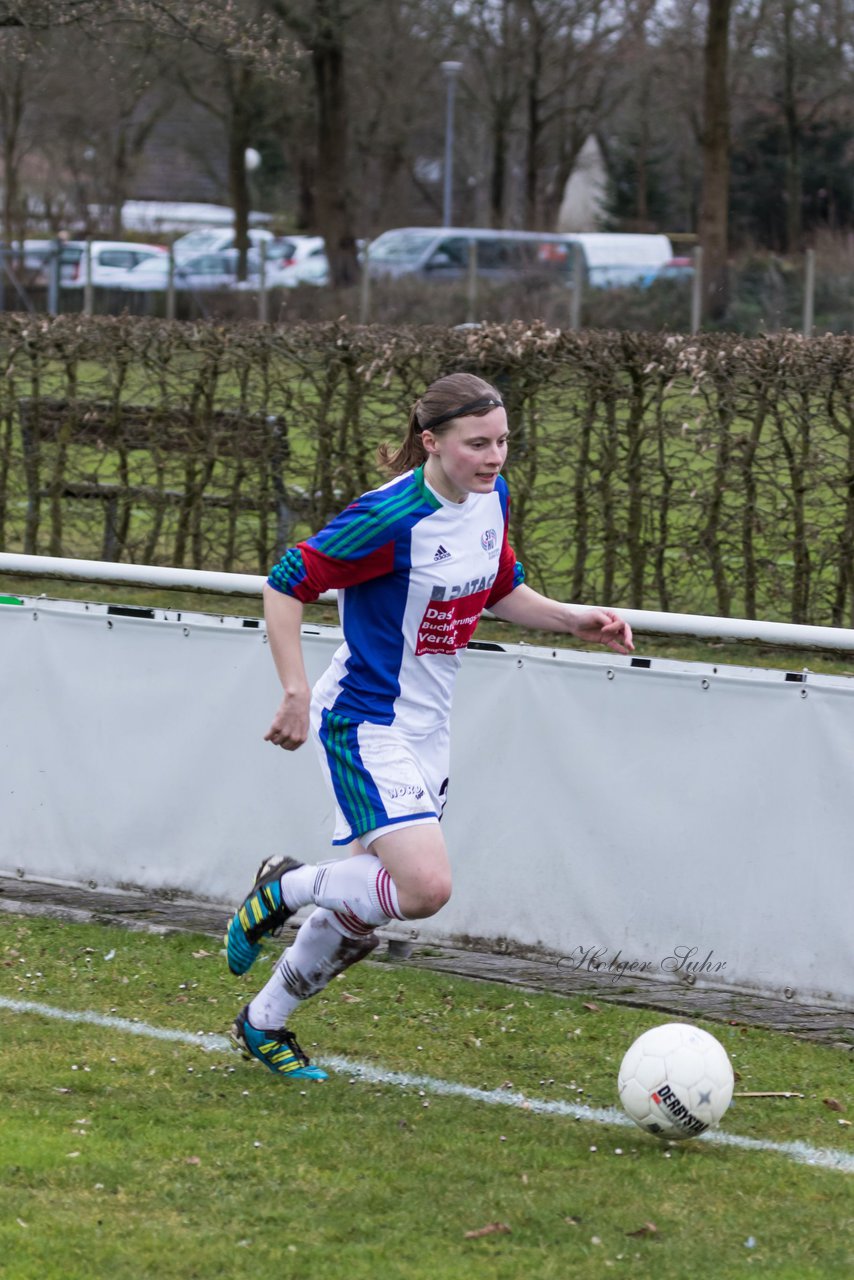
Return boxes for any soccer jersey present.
[267,465,525,734]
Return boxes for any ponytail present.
[377,401,427,474]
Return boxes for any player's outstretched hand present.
[264,689,310,751]
[570,607,634,654]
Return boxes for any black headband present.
[418,395,504,433]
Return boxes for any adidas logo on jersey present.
[433,545,452,562]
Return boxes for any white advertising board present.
[1,595,852,1007]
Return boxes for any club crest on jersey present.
[481,528,497,552]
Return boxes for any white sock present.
[248,908,378,1029]
[281,853,404,931]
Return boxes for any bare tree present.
[458,2,622,231]
[0,29,47,245]
[601,0,669,229]
[697,0,732,321]
[0,1,106,25]
[758,0,854,250]
[268,0,362,285]
[530,1,621,229]
[176,43,268,278]
[39,24,178,235]
[0,0,296,262]
[462,1,525,227]
[0,0,285,64]
[343,0,455,233]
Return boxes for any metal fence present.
[1,237,851,335]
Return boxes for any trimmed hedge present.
[0,314,852,626]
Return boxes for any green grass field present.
[1,916,851,1280]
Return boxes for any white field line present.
[2,995,852,1175]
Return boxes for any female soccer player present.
[225,371,633,1079]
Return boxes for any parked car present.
[169,226,274,260]
[62,240,168,288]
[4,238,168,288]
[366,226,576,284]
[119,246,264,292]
[264,236,329,286]
[236,236,366,288]
[8,239,83,285]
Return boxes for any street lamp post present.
[440,61,463,227]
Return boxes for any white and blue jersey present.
[268,465,524,733]
[267,465,524,843]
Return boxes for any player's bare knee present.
[400,873,452,919]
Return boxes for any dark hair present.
[379,372,503,474]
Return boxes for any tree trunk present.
[296,150,317,231]
[1,63,24,246]
[781,0,802,251]
[490,106,512,227]
[109,128,128,237]
[524,72,540,227]
[227,65,253,281]
[697,0,732,323]
[312,0,358,287]
[486,0,518,229]
[2,133,18,248]
[635,76,651,226]
[522,3,544,228]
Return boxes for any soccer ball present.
[617,1022,734,1140]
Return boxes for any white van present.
[562,233,673,287]
[366,226,672,288]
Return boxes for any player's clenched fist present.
[264,690,309,750]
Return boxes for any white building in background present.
[120,201,272,234]
[558,135,609,232]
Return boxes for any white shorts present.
[311,704,450,847]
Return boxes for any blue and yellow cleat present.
[230,1005,328,1081]
[225,855,302,976]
